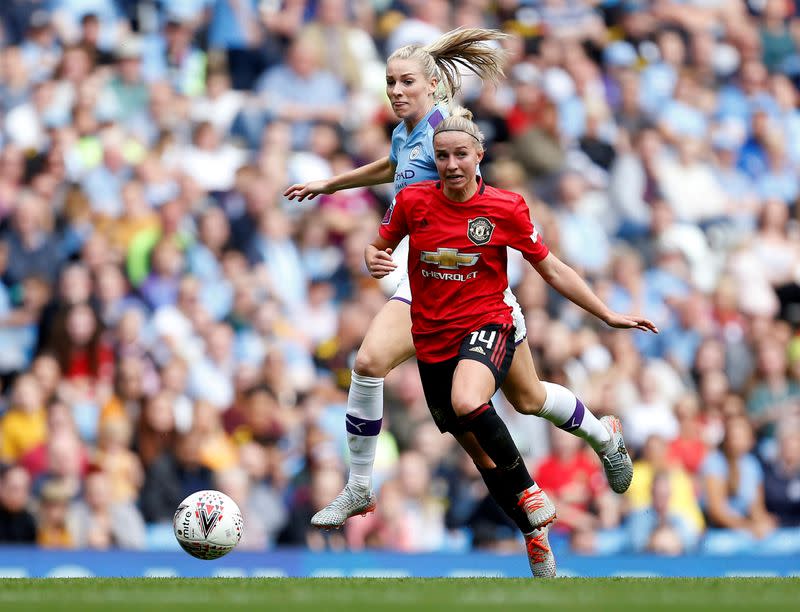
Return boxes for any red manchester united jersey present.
[379,178,549,362]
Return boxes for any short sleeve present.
[744,454,764,486]
[700,451,727,479]
[422,128,436,165]
[506,195,549,264]
[378,192,409,244]
[389,133,399,166]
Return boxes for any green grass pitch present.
[0,578,797,612]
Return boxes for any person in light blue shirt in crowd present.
[256,37,346,150]
[186,207,234,321]
[141,14,207,97]
[48,0,124,51]
[716,59,779,125]
[701,415,777,540]
[639,27,683,116]
[246,208,308,311]
[209,0,286,90]
[657,72,709,146]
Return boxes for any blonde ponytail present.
[388,27,509,108]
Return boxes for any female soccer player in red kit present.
[369,108,658,576]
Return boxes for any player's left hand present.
[366,247,397,279]
[603,312,659,333]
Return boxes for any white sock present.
[539,381,610,452]
[345,371,384,492]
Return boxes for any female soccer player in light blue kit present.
[284,28,633,534]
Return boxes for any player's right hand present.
[367,247,396,279]
[283,180,333,202]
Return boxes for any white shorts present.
[390,276,528,345]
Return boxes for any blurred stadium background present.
[0,0,799,578]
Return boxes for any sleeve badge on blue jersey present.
[382,199,396,225]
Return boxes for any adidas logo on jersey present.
[469,346,486,355]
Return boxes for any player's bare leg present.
[501,341,633,494]
[311,299,415,529]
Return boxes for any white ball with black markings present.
[173,490,243,560]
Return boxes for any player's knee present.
[451,390,480,417]
[353,347,390,378]
[510,380,547,416]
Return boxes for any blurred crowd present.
[1,0,800,558]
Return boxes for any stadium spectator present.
[668,394,709,475]
[627,470,701,554]
[100,35,148,124]
[139,431,213,524]
[534,428,615,535]
[3,192,64,287]
[177,121,246,193]
[746,338,800,440]
[208,0,301,92]
[70,467,146,549]
[36,479,76,549]
[701,415,777,539]
[0,465,37,544]
[627,434,705,536]
[297,0,381,94]
[255,37,347,150]
[94,417,143,505]
[762,423,800,527]
[278,466,347,551]
[0,374,48,464]
[214,465,287,550]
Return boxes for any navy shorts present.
[417,323,516,433]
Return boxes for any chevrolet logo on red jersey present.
[420,248,480,270]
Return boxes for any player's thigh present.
[451,359,498,415]
[451,323,516,416]
[500,339,547,415]
[354,298,416,378]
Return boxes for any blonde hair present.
[388,28,509,107]
[433,106,485,151]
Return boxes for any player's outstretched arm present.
[533,252,659,333]
[284,157,395,201]
[365,236,399,279]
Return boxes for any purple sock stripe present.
[389,296,411,305]
[345,415,383,436]
[558,399,585,432]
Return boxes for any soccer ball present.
[173,490,244,560]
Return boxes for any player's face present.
[433,131,483,191]
[386,59,437,121]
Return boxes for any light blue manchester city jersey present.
[389,106,447,194]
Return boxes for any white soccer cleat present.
[598,415,634,494]
[310,485,376,529]
[517,487,557,530]
[524,525,557,578]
